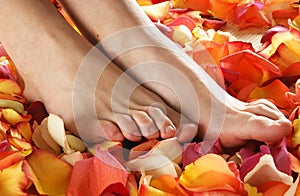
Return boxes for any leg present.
[59,0,291,147]
[0,0,196,143]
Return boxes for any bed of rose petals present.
[1,0,300,195]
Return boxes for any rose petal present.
[16,122,33,142]
[23,149,72,195]
[0,150,29,170]
[89,140,124,163]
[142,1,170,22]
[139,183,174,196]
[283,62,300,77]
[0,161,29,196]
[47,113,73,154]
[248,79,290,108]
[220,50,280,85]
[234,2,271,29]
[243,154,293,187]
[244,183,263,196]
[210,0,237,20]
[2,108,31,125]
[179,154,243,193]
[0,99,24,113]
[26,101,48,124]
[166,15,197,31]
[270,139,291,175]
[0,79,21,95]
[151,137,183,164]
[261,25,289,44]
[61,151,84,166]
[32,121,58,154]
[125,154,178,179]
[128,139,159,161]
[33,117,61,155]
[182,140,223,167]
[67,156,133,196]
[258,181,290,196]
[150,174,189,195]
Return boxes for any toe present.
[246,115,292,143]
[249,99,280,112]
[244,102,284,120]
[115,113,142,142]
[148,107,177,139]
[131,110,159,139]
[99,120,125,142]
[79,120,124,143]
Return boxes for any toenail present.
[166,125,176,133]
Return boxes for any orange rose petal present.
[150,174,189,195]
[67,149,135,195]
[272,9,299,27]
[7,137,32,151]
[0,120,11,133]
[196,41,227,65]
[221,53,263,84]
[269,31,295,55]
[6,57,18,81]
[16,122,33,142]
[179,154,241,193]
[184,0,211,14]
[0,79,22,95]
[248,79,290,108]
[196,41,254,67]
[67,155,133,195]
[136,0,153,6]
[139,183,175,196]
[221,50,280,84]
[210,0,237,20]
[234,2,271,29]
[6,126,32,151]
[290,153,300,173]
[0,161,29,196]
[0,93,26,104]
[244,183,263,196]
[166,15,197,31]
[128,139,159,160]
[292,119,300,147]
[127,175,139,196]
[228,79,258,99]
[89,140,124,163]
[142,1,170,22]
[23,149,72,195]
[259,181,290,196]
[0,150,29,170]
[2,108,31,125]
[277,41,300,66]
[283,62,300,77]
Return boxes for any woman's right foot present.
[0,0,197,143]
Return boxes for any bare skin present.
[59,0,292,147]
[0,0,197,143]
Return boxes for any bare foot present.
[0,0,196,143]
[59,0,292,147]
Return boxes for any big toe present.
[250,117,292,142]
[79,120,124,143]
